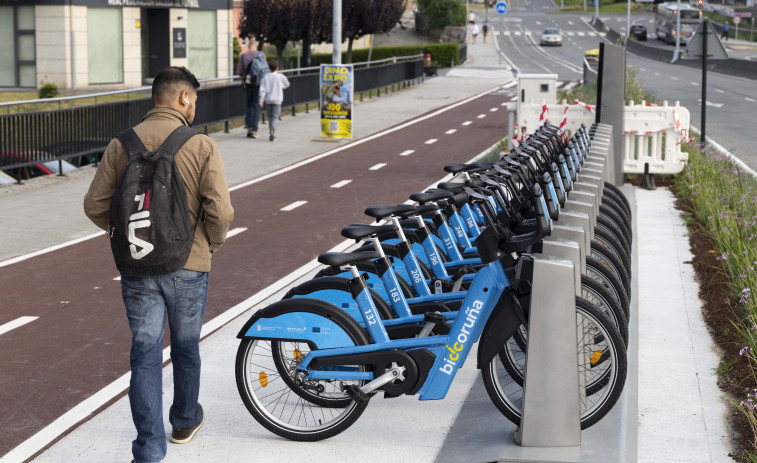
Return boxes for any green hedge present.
[288,43,460,69]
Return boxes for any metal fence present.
[0,58,424,174]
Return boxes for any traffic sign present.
[683,19,728,60]
[495,1,508,14]
[733,16,741,25]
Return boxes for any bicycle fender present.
[282,276,394,320]
[476,293,523,368]
[236,297,370,348]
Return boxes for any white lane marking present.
[536,20,542,25]
[567,32,575,36]
[0,138,502,463]
[671,76,678,80]
[746,97,756,102]
[514,31,522,36]
[587,32,597,36]
[330,179,353,188]
[563,81,578,90]
[369,163,387,170]
[462,121,473,126]
[425,138,438,144]
[0,231,105,268]
[0,316,39,336]
[568,20,575,25]
[490,108,498,112]
[577,31,585,36]
[502,80,518,89]
[280,201,307,211]
[696,99,724,108]
[0,86,502,270]
[114,276,121,281]
[477,114,486,119]
[715,88,725,94]
[445,129,457,135]
[641,67,646,71]
[504,31,512,36]
[226,227,248,238]
[525,31,532,35]
[691,81,699,86]
[654,72,660,76]
[399,149,415,156]
[509,96,517,101]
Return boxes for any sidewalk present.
[0,34,735,463]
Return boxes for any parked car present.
[630,24,648,40]
[540,28,563,46]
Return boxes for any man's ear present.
[180,89,190,106]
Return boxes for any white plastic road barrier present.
[517,99,690,175]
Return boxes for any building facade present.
[0,0,234,90]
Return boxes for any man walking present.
[83,66,234,463]
[721,21,729,41]
[236,39,267,138]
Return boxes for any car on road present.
[630,24,648,41]
[540,27,563,46]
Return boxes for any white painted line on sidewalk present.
[329,179,353,189]
[399,149,415,156]
[425,138,438,145]
[477,114,486,119]
[0,231,106,268]
[445,129,457,135]
[489,108,498,112]
[462,121,472,126]
[746,97,756,102]
[225,227,248,238]
[0,86,502,270]
[369,163,387,170]
[280,201,307,212]
[0,316,39,336]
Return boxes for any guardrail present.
[0,58,424,177]
[517,100,690,174]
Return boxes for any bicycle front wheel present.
[482,297,628,429]
[236,338,368,441]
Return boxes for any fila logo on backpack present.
[110,126,199,276]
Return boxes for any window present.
[88,8,123,84]
[0,5,36,88]
[188,10,217,79]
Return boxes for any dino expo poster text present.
[320,64,353,139]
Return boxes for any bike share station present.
[438,43,648,463]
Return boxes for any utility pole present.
[333,0,342,64]
[673,0,681,62]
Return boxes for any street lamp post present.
[672,0,681,62]
[333,0,342,64]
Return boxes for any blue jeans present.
[121,269,209,463]
[244,85,261,131]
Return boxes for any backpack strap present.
[116,128,148,158]
[155,125,200,162]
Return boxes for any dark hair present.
[152,66,200,101]
[268,59,279,72]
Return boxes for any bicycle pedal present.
[344,384,370,405]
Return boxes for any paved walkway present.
[0,33,735,463]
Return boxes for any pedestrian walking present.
[471,22,480,44]
[721,21,729,41]
[236,40,267,139]
[83,66,234,463]
[258,59,290,142]
[483,22,489,43]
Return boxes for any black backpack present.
[109,126,198,276]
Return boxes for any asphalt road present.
[0,91,509,460]
[489,0,757,167]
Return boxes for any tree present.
[417,0,464,30]
[292,0,333,67]
[239,0,299,68]
[342,0,406,63]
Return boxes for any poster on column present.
[320,64,353,139]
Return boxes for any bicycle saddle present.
[318,251,380,267]
[443,163,476,174]
[409,190,452,204]
[394,203,439,218]
[341,223,398,241]
[364,204,416,220]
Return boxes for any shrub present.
[39,82,58,99]
[303,43,459,67]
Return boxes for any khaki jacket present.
[83,107,234,272]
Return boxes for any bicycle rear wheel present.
[482,297,627,429]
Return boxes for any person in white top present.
[258,59,291,142]
[470,22,480,44]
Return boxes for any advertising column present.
[320,64,354,139]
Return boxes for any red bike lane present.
[0,91,509,459]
